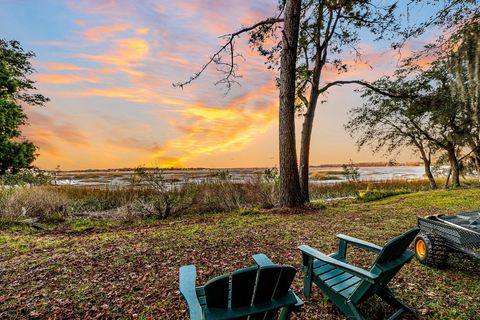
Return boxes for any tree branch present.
[317,80,416,99]
[173,17,284,90]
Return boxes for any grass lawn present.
[1,188,479,319]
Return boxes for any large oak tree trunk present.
[445,168,451,188]
[446,145,461,187]
[423,158,437,190]
[416,143,437,190]
[467,140,480,180]
[279,0,303,208]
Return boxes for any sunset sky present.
[1,0,439,170]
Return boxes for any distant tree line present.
[346,20,480,188]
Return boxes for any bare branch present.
[173,17,284,90]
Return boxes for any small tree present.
[0,40,48,173]
[342,160,360,183]
[346,76,439,189]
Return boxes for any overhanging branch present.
[318,80,417,99]
[173,17,284,90]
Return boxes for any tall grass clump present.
[0,186,69,219]
[129,167,278,217]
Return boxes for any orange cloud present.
[135,27,149,35]
[73,87,160,103]
[78,38,149,67]
[36,74,99,84]
[70,86,189,106]
[22,110,89,159]
[45,63,84,71]
[149,82,278,167]
[80,24,130,41]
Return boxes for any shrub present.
[0,169,52,186]
[342,161,360,183]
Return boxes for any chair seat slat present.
[332,276,361,292]
[318,268,344,282]
[324,271,354,287]
[338,283,360,299]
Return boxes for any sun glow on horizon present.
[1,0,436,170]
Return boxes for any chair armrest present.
[253,253,274,267]
[179,265,203,320]
[298,245,378,283]
[337,234,383,253]
[292,290,304,310]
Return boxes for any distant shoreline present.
[47,162,423,173]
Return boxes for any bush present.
[0,169,52,186]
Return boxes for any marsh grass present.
[0,178,277,220]
[1,177,477,221]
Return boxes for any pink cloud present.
[77,38,149,67]
[80,24,130,41]
[44,63,84,71]
[36,74,99,84]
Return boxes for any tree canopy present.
[347,19,480,188]
[0,39,48,173]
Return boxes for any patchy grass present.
[357,189,411,202]
[0,189,479,319]
[309,178,435,200]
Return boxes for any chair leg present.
[378,287,416,318]
[278,306,292,320]
[346,301,366,320]
[302,256,313,298]
[303,275,312,298]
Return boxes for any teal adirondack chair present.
[179,254,303,320]
[299,228,419,320]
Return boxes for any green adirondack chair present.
[179,254,303,320]
[299,228,419,320]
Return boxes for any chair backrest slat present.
[274,266,296,298]
[231,266,258,308]
[204,274,229,308]
[253,266,282,304]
